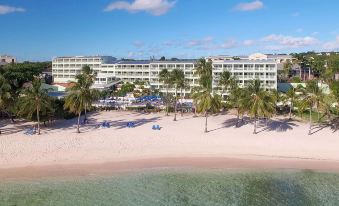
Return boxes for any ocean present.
[1,168,339,206]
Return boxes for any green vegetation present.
[17,77,53,135]
[64,66,99,133]
[0,54,338,135]
[193,58,222,133]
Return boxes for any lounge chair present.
[24,128,36,135]
[152,125,161,130]
[127,122,135,128]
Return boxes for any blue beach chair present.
[127,122,135,128]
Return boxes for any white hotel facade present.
[52,54,280,95]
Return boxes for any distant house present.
[0,55,16,65]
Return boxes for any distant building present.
[0,55,16,65]
[52,55,278,95]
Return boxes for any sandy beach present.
[1,111,339,179]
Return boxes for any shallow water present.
[1,169,339,206]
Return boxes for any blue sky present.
[0,0,339,61]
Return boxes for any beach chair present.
[152,125,161,130]
[24,128,36,135]
[127,122,135,128]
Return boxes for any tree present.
[218,71,234,98]
[283,60,293,79]
[171,69,185,121]
[78,65,97,121]
[246,80,276,134]
[195,58,213,89]
[64,88,86,133]
[0,74,11,116]
[193,58,221,132]
[286,88,298,120]
[229,84,248,127]
[65,67,98,133]
[193,89,222,133]
[17,77,53,135]
[159,69,172,116]
[306,80,324,122]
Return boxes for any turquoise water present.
[1,169,339,206]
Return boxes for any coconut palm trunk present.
[205,111,208,133]
[36,105,40,135]
[317,104,320,122]
[77,112,81,133]
[84,105,87,122]
[173,86,178,121]
[253,115,257,134]
[194,105,197,117]
[236,111,240,127]
[166,85,169,116]
[180,88,184,117]
[308,108,312,135]
[289,102,293,120]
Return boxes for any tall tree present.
[159,69,172,116]
[64,66,98,133]
[0,74,11,115]
[229,84,248,127]
[286,88,298,120]
[64,87,86,133]
[218,70,234,98]
[306,80,324,122]
[171,69,185,121]
[193,58,221,132]
[246,80,276,134]
[18,77,52,135]
[78,65,97,121]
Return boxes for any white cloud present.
[262,34,319,49]
[104,0,176,16]
[219,39,237,49]
[243,39,256,46]
[187,37,214,47]
[323,36,339,50]
[234,0,263,11]
[0,5,25,15]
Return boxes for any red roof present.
[52,82,75,88]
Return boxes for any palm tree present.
[301,93,316,135]
[18,77,52,135]
[218,71,234,98]
[193,58,222,132]
[64,88,86,133]
[171,69,185,121]
[193,89,222,133]
[79,65,97,121]
[229,84,248,127]
[306,80,324,122]
[64,67,98,133]
[159,69,172,116]
[246,80,276,134]
[0,74,11,114]
[195,58,213,88]
[286,87,298,120]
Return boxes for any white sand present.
[0,111,338,170]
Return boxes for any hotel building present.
[52,55,278,95]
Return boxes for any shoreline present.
[2,156,339,181]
